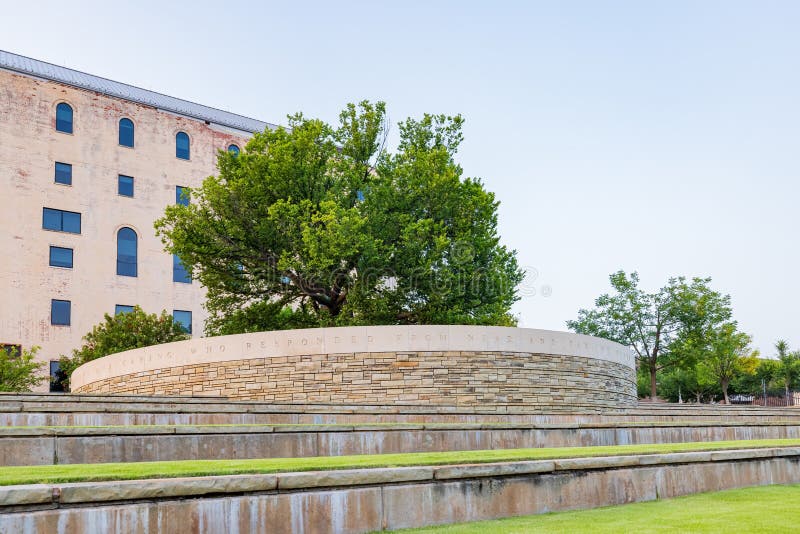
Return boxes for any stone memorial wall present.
[71,326,637,410]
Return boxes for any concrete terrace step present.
[2,446,800,533]
[4,421,800,466]
[2,393,800,428]
[4,445,799,506]
[6,419,800,436]
[3,392,797,412]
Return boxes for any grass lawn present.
[398,484,800,533]
[0,439,799,486]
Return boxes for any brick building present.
[0,50,276,390]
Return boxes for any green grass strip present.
[1,439,799,486]
[398,484,800,533]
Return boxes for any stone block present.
[434,460,556,479]
[278,466,434,490]
[58,474,279,503]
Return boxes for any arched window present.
[56,103,73,133]
[228,144,240,156]
[119,118,134,147]
[116,227,137,277]
[176,132,190,160]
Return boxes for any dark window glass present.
[228,144,240,156]
[42,208,61,230]
[119,118,134,147]
[55,162,72,185]
[115,305,134,315]
[116,227,137,277]
[176,186,190,206]
[176,132,190,160]
[42,208,81,234]
[51,299,71,326]
[62,211,81,233]
[118,175,134,197]
[49,361,66,392]
[173,254,191,283]
[56,103,73,133]
[49,246,73,268]
[173,310,192,334]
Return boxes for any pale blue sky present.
[5,1,799,356]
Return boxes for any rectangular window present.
[50,361,65,392]
[115,305,134,315]
[176,186,190,206]
[173,254,191,283]
[54,162,72,185]
[51,299,71,326]
[173,310,192,334]
[49,246,73,268]
[118,175,134,197]
[42,208,81,234]
[1,344,21,358]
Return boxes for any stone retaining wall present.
[70,326,636,410]
[5,393,800,426]
[75,351,636,409]
[4,422,800,466]
[2,447,799,533]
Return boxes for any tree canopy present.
[567,271,732,400]
[155,101,523,334]
[696,323,758,404]
[59,307,189,388]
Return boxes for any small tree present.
[699,323,758,404]
[756,358,782,395]
[0,346,45,392]
[60,307,189,388]
[659,364,716,403]
[775,340,800,401]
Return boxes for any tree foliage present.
[0,346,45,392]
[567,271,732,400]
[696,323,758,404]
[774,340,800,399]
[59,307,189,388]
[657,364,717,403]
[155,102,523,334]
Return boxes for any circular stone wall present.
[71,326,637,410]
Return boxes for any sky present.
[4,0,799,356]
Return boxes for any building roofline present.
[0,49,279,134]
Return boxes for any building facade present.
[0,50,275,390]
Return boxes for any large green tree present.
[59,307,189,388]
[567,271,732,400]
[155,102,523,334]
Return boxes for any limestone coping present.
[2,447,799,507]
[71,325,633,390]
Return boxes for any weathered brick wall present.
[75,351,637,410]
[0,69,253,385]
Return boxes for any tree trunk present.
[650,363,658,400]
[722,379,729,404]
